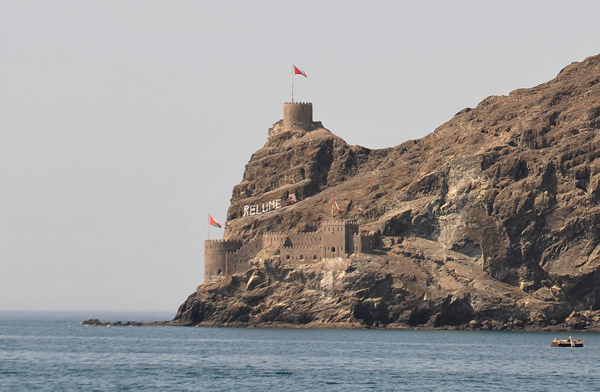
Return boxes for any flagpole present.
[291,67,294,103]
[207,213,210,240]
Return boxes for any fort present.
[204,220,373,279]
[206,101,373,279]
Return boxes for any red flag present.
[332,198,341,213]
[208,215,222,228]
[293,65,307,77]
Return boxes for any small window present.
[300,255,304,260]
[286,255,290,260]
[331,247,335,252]
[313,255,317,260]
[217,269,222,275]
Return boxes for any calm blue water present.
[1,311,599,391]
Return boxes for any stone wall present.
[226,237,264,274]
[352,233,373,253]
[262,233,289,247]
[288,233,322,246]
[281,245,322,264]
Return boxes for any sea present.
[1,311,599,391]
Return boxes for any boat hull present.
[551,339,583,347]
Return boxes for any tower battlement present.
[204,239,243,252]
[283,102,313,131]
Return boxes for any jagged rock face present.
[224,121,388,238]
[172,242,577,330]
[178,54,600,329]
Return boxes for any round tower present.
[204,240,242,279]
[283,102,312,131]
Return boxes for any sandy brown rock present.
[175,53,600,330]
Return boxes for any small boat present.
[551,336,583,347]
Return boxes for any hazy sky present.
[2,0,600,314]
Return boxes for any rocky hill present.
[172,54,600,330]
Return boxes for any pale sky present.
[1,0,599,313]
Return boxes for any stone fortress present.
[205,220,373,279]
[204,102,373,279]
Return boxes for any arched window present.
[286,255,290,260]
[313,255,317,260]
[300,255,304,260]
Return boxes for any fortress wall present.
[262,233,289,247]
[227,237,263,257]
[351,234,372,253]
[281,246,322,264]
[362,235,374,252]
[287,233,322,246]
[226,258,252,275]
[283,102,312,131]
[225,237,264,275]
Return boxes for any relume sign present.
[243,199,282,217]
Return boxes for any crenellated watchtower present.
[204,240,242,278]
[283,102,312,131]
[321,220,360,259]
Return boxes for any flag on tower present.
[293,65,307,77]
[208,215,222,228]
[332,197,341,213]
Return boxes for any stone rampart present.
[352,233,373,253]
[226,237,264,273]
[287,233,322,246]
[262,233,289,247]
[281,245,322,264]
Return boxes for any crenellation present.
[281,245,321,250]
[283,102,313,131]
[204,220,371,279]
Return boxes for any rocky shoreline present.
[81,319,167,327]
[164,253,600,332]
[81,318,600,332]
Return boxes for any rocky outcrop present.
[175,54,600,330]
[81,319,166,327]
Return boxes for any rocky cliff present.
[173,54,600,330]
